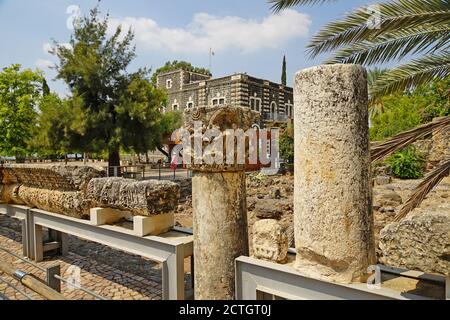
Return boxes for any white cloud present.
[36,58,54,70]
[42,42,72,55]
[109,9,311,54]
[43,42,53,54]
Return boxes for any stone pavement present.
[0,215,166,300]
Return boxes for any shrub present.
[386,147,426,179]
[279,124,294,163]
[249,172,268,183]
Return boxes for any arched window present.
[166,79,173,89]
[270,102,278,119]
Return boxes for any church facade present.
[156,69,294,127]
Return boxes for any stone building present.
[156,69,294,127]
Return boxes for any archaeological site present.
[1,63,448,302]
[1,0,449,309]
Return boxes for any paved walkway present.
[0,215,163,300]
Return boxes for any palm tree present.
[269,0,450,219]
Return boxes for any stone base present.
[90,207,174,236]
[133,214,174,237]
[90,207,131,225]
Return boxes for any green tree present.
[281,55,287,86]
[151,60,211,86]
[30,93,84,159]
[156,110,183,159]
[370,76,449,141]
[0,64,42,161]
[53,6,166,167]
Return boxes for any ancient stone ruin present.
[293,64,376,284]
[0,164,180,223]
[86,178,180,216]
[184,104,259,300]
[252,219,288,263]
[379,207,450,276]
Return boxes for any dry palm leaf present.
[371,116,450,162]
[371,116,450,221]
[394,158,450,221]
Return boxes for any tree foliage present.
[52,6,166,166]
[0,64,42,159]
[370,76,449,141]
[151,60,211,86]
[281,55,287,86]
[279,124,294,163]
[30,93,84,158]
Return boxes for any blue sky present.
[0,0,369,95]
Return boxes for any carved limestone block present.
[181,105,260,173]
[252,219,288,263]
[85,177,180,216]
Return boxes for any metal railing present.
[106,164,192,181]
[0,246,107,300]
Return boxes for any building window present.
[166,79,173,89]
[212,97,225,106]
[250,97,262,113]
[270,102,278,118]
[186,101,194,109]
[285,100,293,118]
[173,104,179,111]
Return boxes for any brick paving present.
[0,215,167,300]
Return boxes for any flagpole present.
[209,48,212,71]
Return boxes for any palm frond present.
[394,158,450,221]
[326,25,450,65]
[268,0,337,12]
[370,116,450,162]
[368,68,388,116]
[369,50,450,101]
[306,0,450,58]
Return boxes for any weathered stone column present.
[184,106,257,300]
[192,171,248,299]
[293,64,376,283]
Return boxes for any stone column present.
[192,171,248,299]
[293,64,376,283]
[184,106,258,300]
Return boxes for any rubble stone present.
[379,208,450,276]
